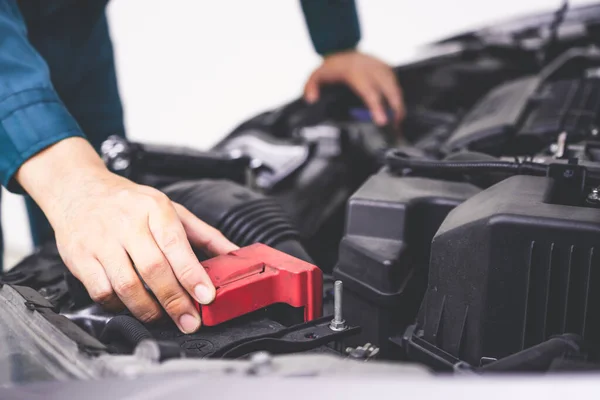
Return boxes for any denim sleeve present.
[0,1,85,193]
[300,0,361,56]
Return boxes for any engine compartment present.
[4,2,600,385]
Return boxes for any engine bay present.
[4,2,600,387]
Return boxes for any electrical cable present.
[385,149,548,177]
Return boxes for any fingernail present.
[179,313,201,333]
[195,284,215,305]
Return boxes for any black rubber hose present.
[100,315,153,347]
[162,180,314,264]
[479,334,583,373]
[274,240,313,265]
[385,149,548,177]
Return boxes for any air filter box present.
[409,175,600,368]
[333,170,480,357]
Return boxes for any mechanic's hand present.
[17,137,238,334]
[304,50,405,127]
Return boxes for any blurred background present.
[1,0,594,267]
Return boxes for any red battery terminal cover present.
[195,243,323,326]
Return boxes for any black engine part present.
[333,169,480,357]
[100,315,153,349]
[445,48,600,155]
[409,175,600,367]
[101,135,251,188]
[479,333,583,373]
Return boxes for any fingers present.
[351,76,387,126]
[373,68,405,126]
[98,243,163,323]
[68,256,124,312]
[125,227,201,333]
[173,202,238,256]
[148,196,217,308]
[303,70,321,104]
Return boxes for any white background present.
[1,0,594,268]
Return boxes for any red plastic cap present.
[195,243,323,326]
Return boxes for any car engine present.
[3,1,600,388]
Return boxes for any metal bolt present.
[329,280,347,331]
[368,346,380,358]
[345,343,380,360]
[100,137,125,157]
[589,187,600,203]
[112,156,130,171]
[250,351,272,367]
[247,351,273,375]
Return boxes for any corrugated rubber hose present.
[100,315,153,347]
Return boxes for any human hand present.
[304,50,405,127]
[17,137,238,333]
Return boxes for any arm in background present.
[300,0,361,56]
[299,0,405,127]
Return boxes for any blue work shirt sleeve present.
[0,1,85,193]
[300,0,361,56]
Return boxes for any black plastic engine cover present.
[333,170,480,357]
[414,175,600,366]
[445,76,540,153]
[517,77,600,151]
[445,51,600,156]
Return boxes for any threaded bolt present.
[329,280,347,331]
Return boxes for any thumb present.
[172,202,239,256]
[304,71,321,104]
